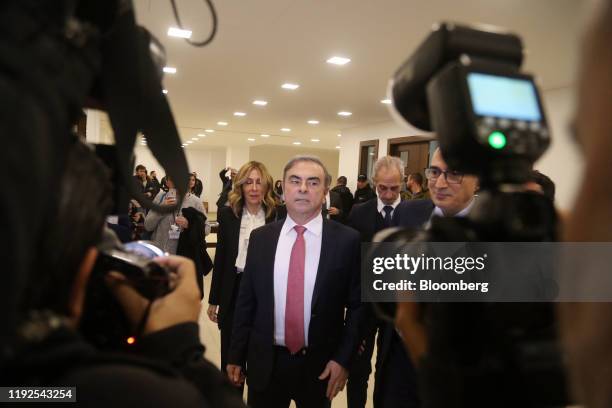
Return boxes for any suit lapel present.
[265,221,284,314]
[311,220,336,311]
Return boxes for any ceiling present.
[127,0,587,150]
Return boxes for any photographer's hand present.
[105,255,201,335]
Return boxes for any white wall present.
[338,87,581,211]
[338,121,433,192]
[536,86,582,211]
[250,145,339,184]
[133,146,226,209]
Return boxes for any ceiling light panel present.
[326,56,351,65]
[163,66,177,74]
[281,83,300,90]
[167,27,192,39]
[253,100,268,106]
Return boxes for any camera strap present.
[99,8,189,215]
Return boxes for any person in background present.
[134,164,156,201]
[331,176,354,216]
[149,170,161,198]
[354,174,376,204]
[401,172,430,201]
[145,176,211,297]
[347,156,409,408]
[192,172,204,198]
[217,166,238,211]
[207,161,277,397]
[274,180,284,204]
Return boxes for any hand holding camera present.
[105,255,201,335]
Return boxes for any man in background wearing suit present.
[227,156,363,408]
[346,156,408,408]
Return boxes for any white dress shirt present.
[431,197,476,219]
[235,207,266,272]
[273,213,323,347]
[376,196,401,218]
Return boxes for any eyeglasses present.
[425,167,464,184]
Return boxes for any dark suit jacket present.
[177,207,213,299]
[228,218,363,391]
[347,198,403,242]
[208,205,276,327]
[374,199,434,399]
[325,190,346,223]
[394,198,435,231]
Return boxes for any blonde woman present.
[207,161,277,386]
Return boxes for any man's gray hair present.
[373,155,404,184]
[283,155,332,187]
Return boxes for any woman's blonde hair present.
[229,161,276,218]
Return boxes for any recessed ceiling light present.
[247,138,256,142]
[186,141,193,144]
[197,133,205,137]
[191,137,198,141]
[281,128,291,132]
[163,66,177,74]
[336,146,341,149]
[205,129,215,133]
[217,121,228,126]
[326,56,351,65]
[281,83,300,90]
[234,112,246,117]
[260,134,270,138]
[380,99,392,104]
[311,139,320,142]
[167,27,192,39]
[337,133,342,137]
[293,142,302,145]
[253,100,268,106]
[162,89,168,94]
[307,120,319,125]
[338,111,352,116]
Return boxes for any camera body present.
[80,241,174,349]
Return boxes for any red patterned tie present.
[285,225,306,354]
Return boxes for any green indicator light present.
[488,131,507,149]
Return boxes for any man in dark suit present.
[346,156,409,408]
[228,156,363,408]
[377,148,479,408]
[331,176,355,216]
[354,174,376,204]
[323,188,346,223]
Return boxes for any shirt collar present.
[243,206,265,219]
[432,197,476,218]
[282,213,323,237]
[377,195,401,213]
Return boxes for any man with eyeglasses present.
[425,148,479,218]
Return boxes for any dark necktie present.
[383,205,394,227]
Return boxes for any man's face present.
[407,176,414,190]
[150,171,156,179]
[283,161,327,221]
[375,166,402,205]
[428,149,478,216]
[136,168,146,179]
[357,180,367,189]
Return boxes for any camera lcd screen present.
[467,73,542,121]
